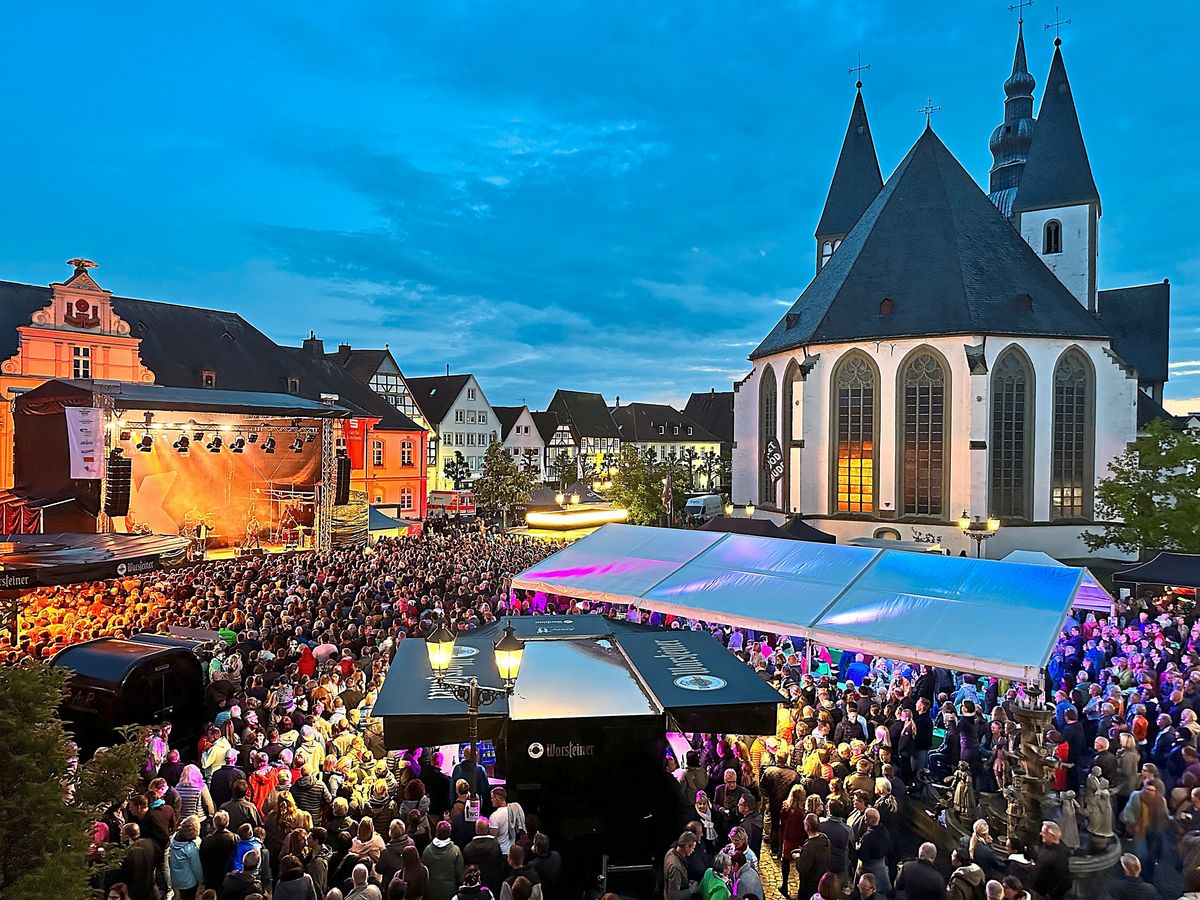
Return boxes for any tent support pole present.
[805,639,813,674]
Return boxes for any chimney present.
[302,330,325,357]
[615,395,620,408]
[337,342,351,354]
[446,363,450,376]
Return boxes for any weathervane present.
[848,52,871,89]
[917,97,942,127]
[1008,0,1033,23]
[1044,4,1071,43]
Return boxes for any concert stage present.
[13,379,350,551]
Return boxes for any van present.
[683,494,723,523]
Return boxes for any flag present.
[661,469,672,511]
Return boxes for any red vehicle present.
[427,490,476,517]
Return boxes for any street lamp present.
[724,502,734,517]
[554,491,565,508]
[959,510,1001,558]
[745,501,756,519]
[425,621,526,801]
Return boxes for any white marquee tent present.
[511,524,1092,682]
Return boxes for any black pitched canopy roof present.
[1098,282,1171,384]
[815,89,884,239]
[1012,43,1100,214]
[753,128,1110,359]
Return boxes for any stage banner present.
[344,418,366,470]
[64,406,104,479]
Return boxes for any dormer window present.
[1043,219,1062,255]
[287,377,300,394]
[201,370,217,388]
[659,425,665,435]
[820,240,834,269]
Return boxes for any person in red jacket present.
[778,784,808,898]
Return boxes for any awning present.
[780,517,837,544]
[374,615,783,747]
[700,516,795,540]
[0,532,191,590]
[369,507,404,532]
[1114,552,1200,590]
[1002,550,1115,612]
[511,524,1089,682]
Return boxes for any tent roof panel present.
[508,638,658,720]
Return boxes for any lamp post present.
[958,510,1001,558]
[724,501,734,517]
[745,501,756,519]
[425,622,525,802]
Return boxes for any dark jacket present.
[119,837,160,900]
[1108,874,1161,900]
[528,849,562,900]
[200,828,238,890]
[306,844,333,897]
[210,765,246,807]
[1031,842,1071,900]
[818,817,852,875]
[894,858,946,900]
[378,837,414,887]
[219,869,263,900]
[794,831,831,899]
[219,798,260,834]
[291,775,333,819]
[463,835,504,895]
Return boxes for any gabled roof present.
[1098,282,1171,384]
[327,347,391,383]
[405,374,473,426]
[530,410,560,444]
[683,390,734,444]
[278,348,422,432]
[491,405,527,441]
[1012,42,1100,214]
[547,390,621,439]
[610,403,720,444]
[753,128,1110,359]
[816,89,884,238]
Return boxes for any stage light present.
[193,431,204,442]
[220,424,232,432]
[305,432,316,443]
[290,438,304,453]
[137,434,153,452]
[248,433,259,443]
[119,430,132,442]
[230,437,246,453]
[206,435,223,452]
[261,436,276,454]
[173,435,190,453]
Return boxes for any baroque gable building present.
[732,30,1170,561]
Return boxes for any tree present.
[548,452,575,490]
[698,449,722,491]
[1083,419,1200,555]
[680,447,698,490]
[0,661,146,900]
[607,446,691,526]
[519,448,540,478]
[475,441,535,529]
[442,450,471,490]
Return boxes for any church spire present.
[987,20,1036,219]
[815,85,883,273]
[1012,38,1100,216]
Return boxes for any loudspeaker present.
[104,450,132,517]
[334,452,351,505]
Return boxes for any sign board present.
[762,437,785,484]
[65,406,103,479]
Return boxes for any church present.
[731,26,1170,561]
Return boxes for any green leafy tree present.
[442,450,471,489]
[608,446,691,525]
[0,661,146,900]
[1083,418,1200,555]
[475,441,535,529]
[698,449,722,491]
[548,452,575,490]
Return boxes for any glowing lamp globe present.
[958,510,972,532]
[724,502,734,517]
[493,623,525,687]
[987,516,1001,532]
[424,623,457,676]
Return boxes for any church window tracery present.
[990,348,1033,518]
[759,366,777,505]
[1051,349,1093,519]
[899,351,947,517]
[1043,219,1062,254]
[832,353,876,513]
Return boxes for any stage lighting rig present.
[230,437,246,453]
[206,435,223,452]
[137,434,153,452]
[289,437,304,453]
[261,436,276,454]
[173,434,190,453]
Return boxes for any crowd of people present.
[7,519,1200,900]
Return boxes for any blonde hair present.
[968,818,988,858]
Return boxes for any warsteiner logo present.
[674,674,728,692]
[527,742,545,759]
[527,741,593,760]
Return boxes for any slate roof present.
[1012,43,1100,214]
[530,411,560,445]
[547,390,621,440]
[752,128,1111,359]
[327,346,391,383]
[1098,282,1171,384]
[0,280,423,432]
[816,89,884,238]
[405,375,472,427]
[683,390,734,444]
[492,405,526,441]
[611,403,720,444]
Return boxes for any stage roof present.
[511,524,1090,681]
[374,614,782,747]
[1001,550,1114,612]
[1114,552,1200,590]
[0,532,190,589]
[19,379,348,418]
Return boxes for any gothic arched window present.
[899,351,947,517]
[758,365,778,505]
[990,348,1033,519]
[1043,219,1062,255]
[1051,349,1094,519]
[832,353,877,513]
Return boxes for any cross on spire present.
[1008,0,1033,23]
[1044,4,1071,43]
[848,52,871,89]
[917,97,943,127]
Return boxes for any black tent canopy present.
[1114,552,1200,589]
[780,516,837,543]
[0,532,190,590]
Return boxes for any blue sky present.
[0,2,1196,410]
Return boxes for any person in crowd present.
[169,816,205,900]
[462,819,504,897]
[663,831,698,900]
[1030,821,1070,900]
[893,841,945,900]
[790,813,829,900]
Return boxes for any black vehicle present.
[52,637,207,755]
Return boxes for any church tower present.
[814,84,882,274]
[988,20,1036,219]
[1012,38,1101,311]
